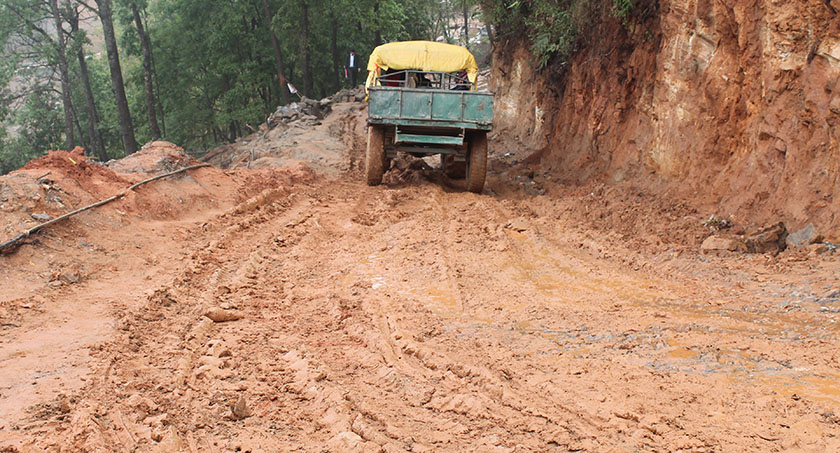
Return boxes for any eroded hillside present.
[492,0,840,237]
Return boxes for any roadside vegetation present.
[480,0,638,68]
[0,0,488,173]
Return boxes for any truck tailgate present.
[369,87,493,129]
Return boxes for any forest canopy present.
[0,0,488,173]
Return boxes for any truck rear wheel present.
[465,132,487,193]
[440,154,466,179]
[365,125,386,186]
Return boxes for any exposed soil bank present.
[491,0,840,238]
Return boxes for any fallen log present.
[0,163,212,254]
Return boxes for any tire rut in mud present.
[26,179,840,452]
[55,182,612,450]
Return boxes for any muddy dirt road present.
[2,105,840,451]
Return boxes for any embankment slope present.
[492,0,840,237]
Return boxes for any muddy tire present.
[365,125,386,186]
[440,154,466,179]
[465,132,487,193]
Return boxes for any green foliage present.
[148,0,276,149]
[481,0,590,69]
[526,1,580,69]
[0,0,66,172]
[0,87,64,174]
[146,0,443,152]
[611,0,632,24]
[701,215,732,231]
[481,0,633,70]
[0,0,472,172]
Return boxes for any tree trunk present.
[228,121,238,143]
[261,0,289,104]
[96,0,138,154]
[300,0,312,98]
[441,10,449,42]
[316,80,325,99]
[142,8,166,137]
[69,100,86,150]
[131,2,161,139]
[50,0,75,150]
[330,13,340,93]
[77,48,107,161]
[374,1,382,45]
[462,2,469,50]
[69,5,106,161]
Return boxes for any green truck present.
[363,42,494,193]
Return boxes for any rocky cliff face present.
[492,0,840,236]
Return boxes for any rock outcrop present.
[491,0,840,238]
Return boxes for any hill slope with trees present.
[0,0,481,172]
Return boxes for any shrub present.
[480,0,634,69]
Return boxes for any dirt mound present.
[1,141,318,252]
[550,182,708,252]
[201,86,368,172]
[228,162,318,200]
[202,102,367,174]
[2,148,129,242]
[382,155,436,186]
[330,85,366,103]
[3,143,208,234]
[267,97,333,129]
[107,141,198,174]
[21,147,128,188]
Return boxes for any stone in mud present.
[204,307,243,322]
[195,363,232,380]
[207,339,232,357]
[807,243,829,256]
[55,395,72,414]
[31,212,51,221]
[821,289,840,300]
[231,396,251,420]
[744,222,787,254]
[58,265,81,284]
[505,217,530,232]
[186,318,215,350]
[786,223,822,248]
[126,393,157,415]
[700,235,742,252]
[144,413,168,429]
[198,355,225,368]
[326,431,366,451]
[153,426,183,452]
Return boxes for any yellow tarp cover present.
[365,41,479,90]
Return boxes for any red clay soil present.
[1,106,839,451]
[108,141,200,175]
[490,0,840,239]
[22,147,129,188]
